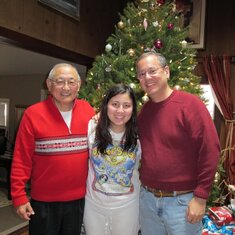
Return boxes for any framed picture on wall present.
[38,0,80,21]
[0,99,9,129]
[187,0,206,49]
[176,0,206,49]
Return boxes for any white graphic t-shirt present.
[86,119,141,208]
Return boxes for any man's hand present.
[92,112,100,123]
[16,202,35,221]
[186,197,206,224]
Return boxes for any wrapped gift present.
[208,206,233,227]
[203,215,220,233]
[202,215,234,235]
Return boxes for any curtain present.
[203,55,235,184]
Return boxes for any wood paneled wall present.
[0,0,125,59]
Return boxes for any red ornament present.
[154,39,163,49]
[167,23,174,30]
[156,0,165,5]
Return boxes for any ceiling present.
[0,41,86,77]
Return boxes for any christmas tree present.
[79,0,201,110]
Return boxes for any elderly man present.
[11,63,95,235]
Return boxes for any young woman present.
[84,84,141,235]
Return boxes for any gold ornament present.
[158,24,162,31]
[139,44,145,51]
[189,58,194,64]
[174,85,181,90]
[149,2,155,10]
[127,48,135,57]
[117,21,124,29]
[172,3,176,12]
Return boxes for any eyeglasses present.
[137,67,164,80]
[50,79,79,87]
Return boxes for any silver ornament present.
[142,94,149,103]
[129,83,136,89]
[105,65,112,72]
[105,43,112,52]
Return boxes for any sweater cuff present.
[12,195,29,207]
[193,188,209,200]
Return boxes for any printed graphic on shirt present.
[35,135,88,155]
[91,142,137,195]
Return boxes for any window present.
[200,84,215,119]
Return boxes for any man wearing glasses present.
[136,52,220,235]
[11,63,95,235]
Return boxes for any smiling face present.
[46,64,81,111]
[137,55,172,102]
[107,92,133,133]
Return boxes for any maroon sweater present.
[138,90,220,199]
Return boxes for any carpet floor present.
[0,189,28,235]
[0,188,11,208]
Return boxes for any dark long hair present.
[95,84,138,154]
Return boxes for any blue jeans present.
[140,187,202,235]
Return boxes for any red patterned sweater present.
[11,96,95,207]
